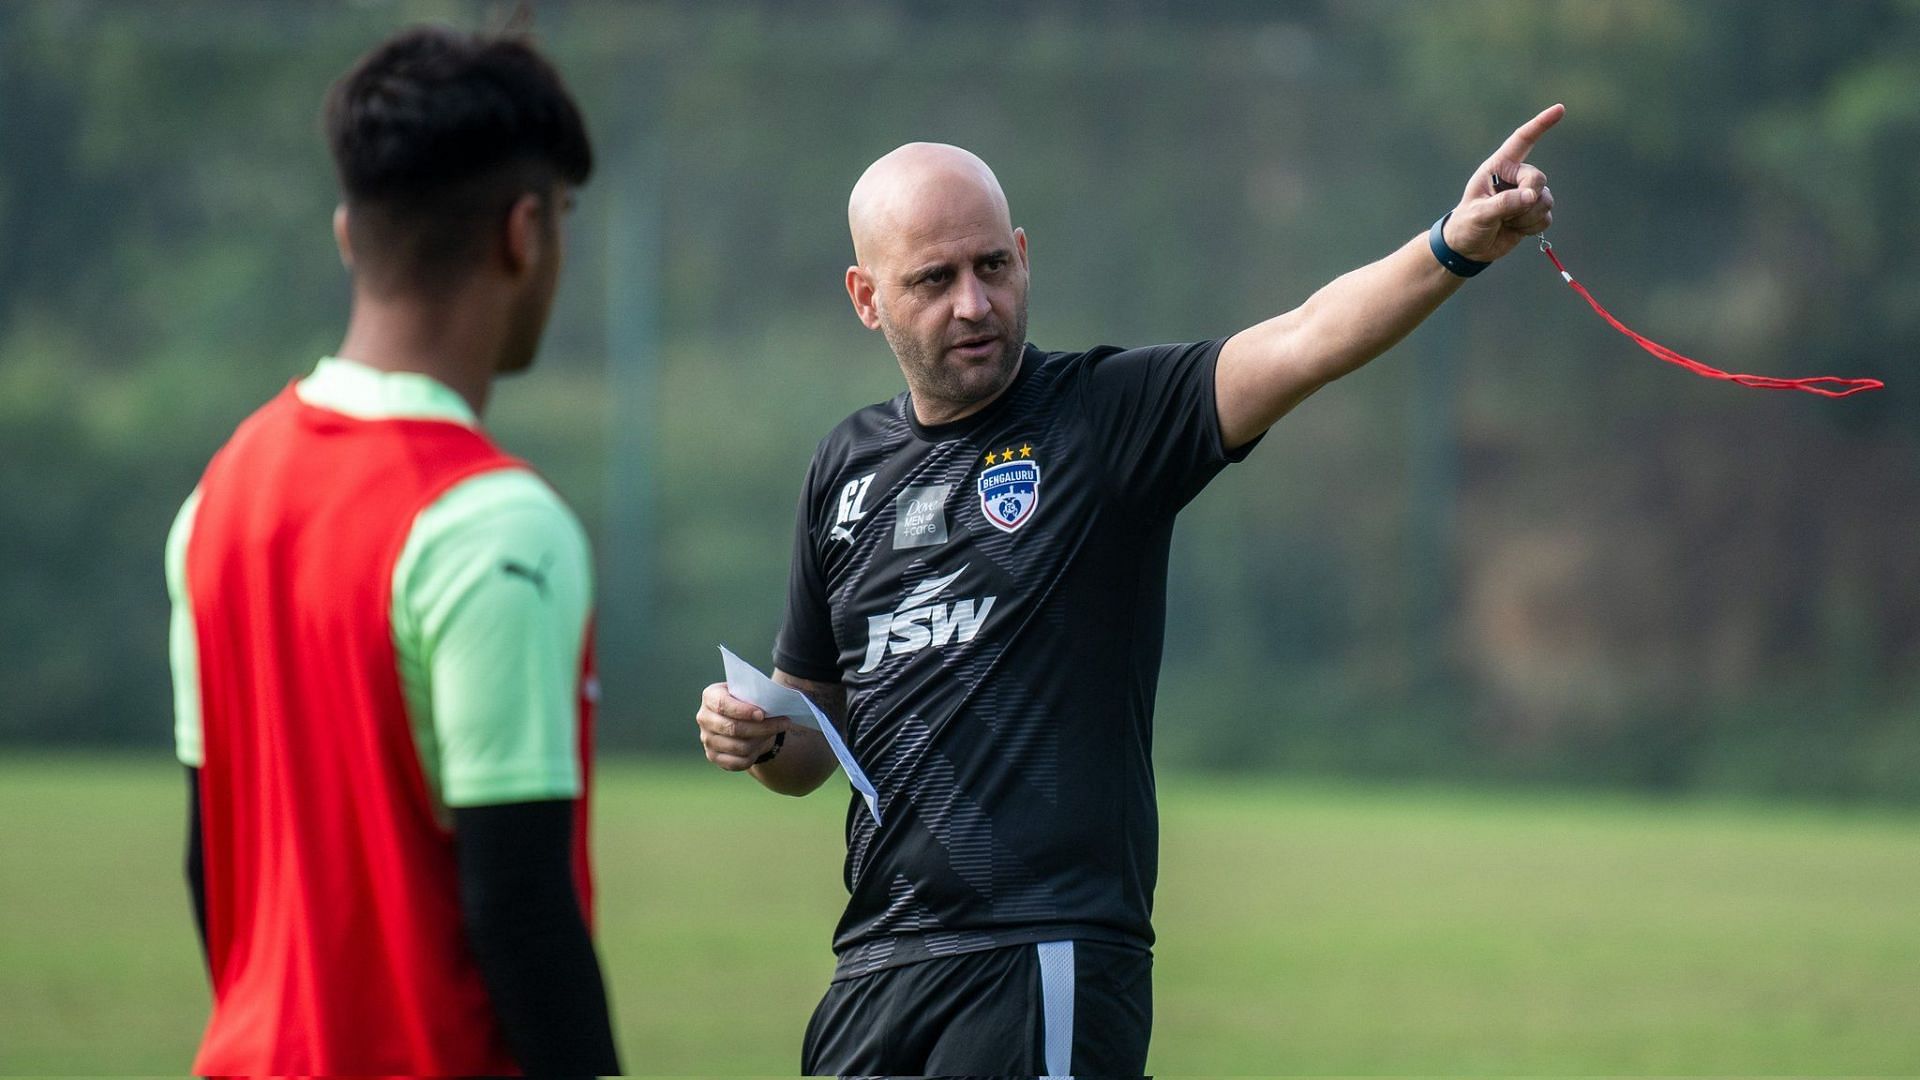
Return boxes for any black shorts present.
[800,938,1151,1077]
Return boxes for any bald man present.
[696,109,1563,1075]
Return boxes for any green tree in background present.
[2,0,1914,799]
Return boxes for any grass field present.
[1,755,1916,1075]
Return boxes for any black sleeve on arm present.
[1077,337,1258,517]
[773,453,843,683]
[453,799,620,1078]
[185,766,210,973]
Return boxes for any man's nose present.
[952,272,990,322]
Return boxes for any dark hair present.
[324,25,593,293]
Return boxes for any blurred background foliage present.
[3,0,1916,799]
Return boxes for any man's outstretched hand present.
[1442,103,1563,263]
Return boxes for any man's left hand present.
[1442,103,1564,263]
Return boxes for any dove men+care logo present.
[858,565,996,674]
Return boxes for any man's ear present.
[332,205,354,271]
[845,265,882,330]
[1014,226,1028,270]
[503,192,544,278]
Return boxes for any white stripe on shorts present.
[1036,939,1075,1078]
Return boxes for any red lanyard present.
[1537,239,1884,398]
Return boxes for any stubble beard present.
[883,302,1029,421]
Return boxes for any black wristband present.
[1429,211,1490,278]
[753,730,785,766]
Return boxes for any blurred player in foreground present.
[166,26,618,1075]
[696,109,1562,1074]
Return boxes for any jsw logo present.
[858,566,995,674]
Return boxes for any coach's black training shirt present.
[775,339,1255,979]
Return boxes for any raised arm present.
[696,670,844,797]
[1215,104,1563,449]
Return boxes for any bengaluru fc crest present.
[977,456,1041,533]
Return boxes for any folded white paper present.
[718,645,881,825]
[719,646,821,731]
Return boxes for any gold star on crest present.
[1019,444,1033,458]
[1001,448,1014,461]
[984,450,998,465]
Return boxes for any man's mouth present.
[947,333,999,359]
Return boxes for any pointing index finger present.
[1495,103,1565,166]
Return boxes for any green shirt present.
[168,357,592,809]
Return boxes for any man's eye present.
[921,269,951,286]
[981,258,1006,275]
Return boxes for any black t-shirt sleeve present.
[774,453,842,682]
[1075,337,1257,517]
